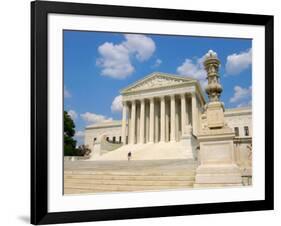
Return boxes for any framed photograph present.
[31,0,274,224]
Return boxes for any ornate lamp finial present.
[204,50,222,102]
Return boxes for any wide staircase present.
[89,141,195,161]
[64,159,197,194]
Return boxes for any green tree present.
[64,110,77,156]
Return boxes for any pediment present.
[121,72,195,94]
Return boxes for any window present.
[93,137,97,143]
[113,136,116,142]
[106,137,109,141]
[234,127,239,136]
[119,136,122,143]
[244,126,249,136]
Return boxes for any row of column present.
[121,93,199,144]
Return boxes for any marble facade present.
[120,73,204,145]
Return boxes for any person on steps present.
[127,151,132,161]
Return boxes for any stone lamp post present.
[204,50,225,129]
[194,50,242,187]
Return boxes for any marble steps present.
[91,142,194,161]
[64,184,194,194]
[65,159,198,171]
[64,171,195,194]
[64,176,195,185]
[64,180,194,188]
[64,184,194,192]
[64,188,99,194]
[64,170,196,177]
[65,174,195,181]
[64,159,197,194]
[64,174,195,194]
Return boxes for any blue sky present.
[63,30,252,145]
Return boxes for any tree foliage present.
[64,111,77,156]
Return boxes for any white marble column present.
[170,94,176,142]
[175,100,179,141]
[128,105,131,143]
[191,93,198,135]
[121,101,127,144]
[145,102,150,143]
[136,102,140,143]
[155,101,159,142]
[140,99,145,144]
[187,96,191,126]
[149,98,154,143]
[130,100,136,144]
[181,93,187,136]
[165,100,170,141]
[160,96,166,142]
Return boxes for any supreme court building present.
[84,72,252,167]
[121,72,204,144]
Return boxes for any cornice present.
[121,72,196,94]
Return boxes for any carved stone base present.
[206,101,225,128]
[194,164,242,187]
[194,129,242,187]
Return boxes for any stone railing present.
[100,140,123,155]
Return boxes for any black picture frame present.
[31,0,274,224]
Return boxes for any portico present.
[120,72,205,145]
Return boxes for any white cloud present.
[80,112,113,124]
[64,86,71,98]
[230,86,252,107]
[97,34,156,79]
[237,101,252,108]
[75,130,84,138]
[225,49,252,75]
[152,58,162,68]
[74,131,85,146]
[96,42,134,79]
[111,95,123,112]
[68,110,77,120]
[177,54,207,88]
[123,34,156,61]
